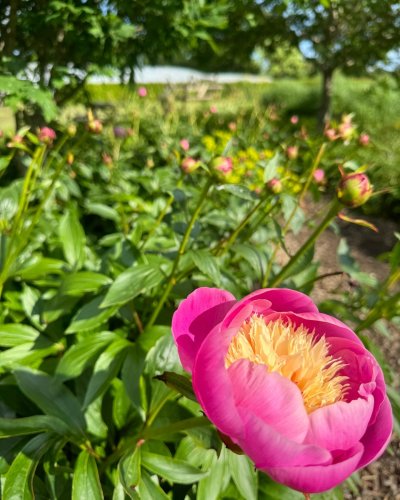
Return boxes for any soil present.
[280,206,400,500]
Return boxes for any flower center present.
[225,314,348,413]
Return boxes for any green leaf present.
[72,450,104,500]
[0,415,69,438]
[216,184,256,201]
[14,367,87,438]
[0,324,39,347]
[13,257,66,280]
[59,207,86,268]
[141,451,208,484]
[101,264,166,308]
[122,345,146,418]
[138,469,169,500]
[188,250,221,286]
[118,446,141,497]
[66,293,119,333]
[60,272,112,297]
[155,372,197,402]
[197,450,228,500]
[262,152,281,182]
[235,243,266,280]
[3,433,57,500]
[56,331,117,380]
[85,202,119,221]
[228,452,258,500]
[83,338,130,408]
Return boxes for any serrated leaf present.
[14,367,87,438]
[59,207,86,268]
[60,272,112,296]
[141,451,208,484]
[72,450,104,500]
[66,293,119,333]
[83,338,130,408]
[101,265,166,308]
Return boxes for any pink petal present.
[285,311,364,346]
[238,411,331,468]
[305,396,374,450]
[223,288,318,328]
[172,287,236,373]
[228,360,309,442]
[358,396,393,468]
[266,443,364,493]
[192,323,244,438]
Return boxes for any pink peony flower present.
[137,86,147,97]
[179,139,190,151]
[313,168,326,184]
[172,287,392,494]
[211,156,233,175]
[359,133,370,146]
[38,127,56,144]
[286,145,298,160]
[290,115,299,125]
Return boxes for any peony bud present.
[324,128,337,141]
[67,124,77,137]
[211,156,233,175]
[181,157,200,174]
[179,139,190,151]
[359,133,370,146]
[88,119,103,134]
[38,127,56,145]
[290,115,299,125]
[266,178,282,194]
[286,145,298,160]
[137,86,147,97]
[337,172,373,207]
[66,152,74,165]
[313,168,326,185]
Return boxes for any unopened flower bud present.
[179,139,190,151]
[88,119,103,134]
[181,157,200,174]
[38,127,56,144]
[337,172,373,207]
[324,128,337,141]
[137,86,147,97]
[102,152,113,166]
[286,145,298,160]
[266,178,282,194]
[313,168,326,185]
[359,133,370,146]
[113,126,129,138]
[290,115,299,125]
[66,152,74,165]
[67,124,77,137]
[211,156,233,175]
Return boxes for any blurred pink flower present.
[290,115,299,125]
[38,127,56,144]
[172,287,392,494]
[313,168,326,184]
[211,156,233,174]
[181,157,200,174]
[137,86,147,97]
[179,139,190,151]
[266,178,283,194]
[210,105,218,114]
[324,128,338,141]
[286,145,298,160]
[228,122,237,131]
[88,119,103,134]
[359,133,370,146]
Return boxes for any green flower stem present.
[145,177,213,330]
[261,143,326,287]
[139,174,184,250]
[268,199,341,288]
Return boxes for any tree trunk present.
[318,68,334,130]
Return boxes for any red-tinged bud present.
[286,145,298,160]
[337,172,373,208]
[359,133,370,146]
[38,127,56,144]
[179,139,190,151]
[290,115,299,125]
[324,128,337,141]
[88,119,103,134]
[181,157,200,174]
[102,152,113,166]
[211,156,233,175]
[266,177,282,194]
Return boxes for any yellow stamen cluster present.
[225,315,348,413]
